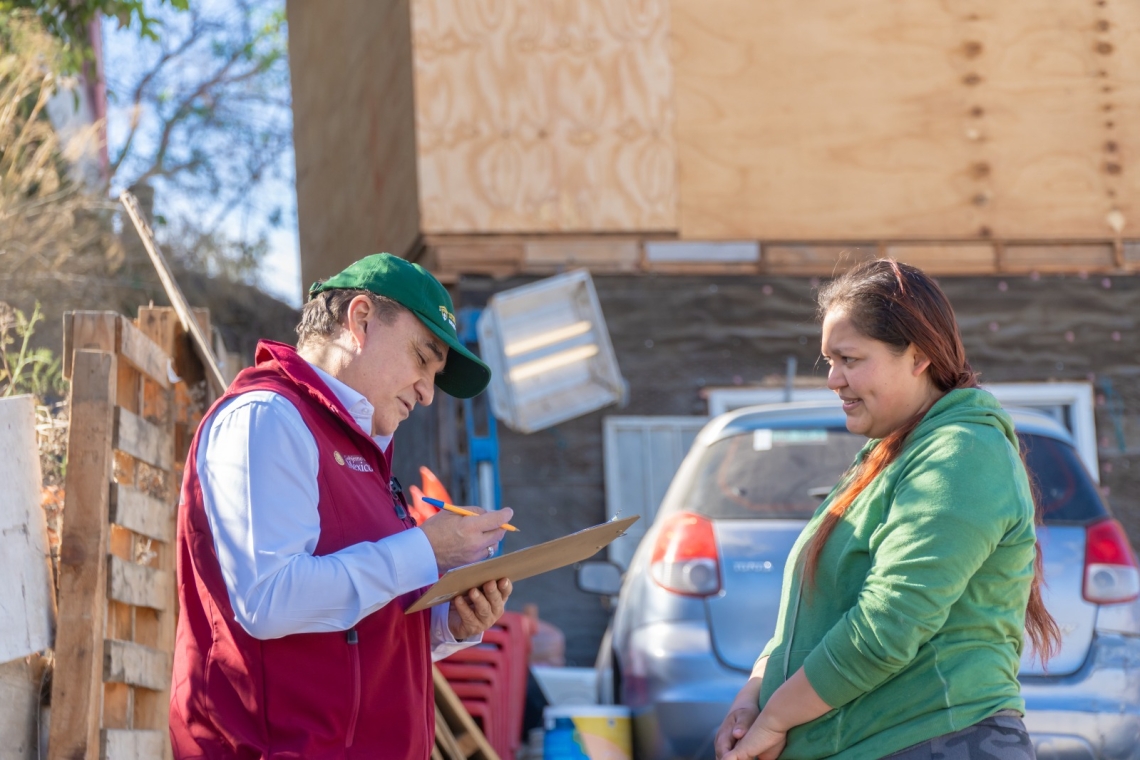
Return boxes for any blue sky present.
[102,0,303,307]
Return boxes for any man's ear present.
[345,295,373,348]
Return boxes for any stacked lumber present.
[50,309,209,760]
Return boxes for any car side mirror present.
[576,560,624,596]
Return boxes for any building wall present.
[288,0,422,288]
[410,0,677,234]
[672,0,1140,240]
[455,273,1140,666]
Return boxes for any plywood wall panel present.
[671,0,1140,242]
[410,0,677,234]
[289,0,421,287]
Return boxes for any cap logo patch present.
[439,305,456,330]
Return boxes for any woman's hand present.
[714,702,760,758]
[720,714,787,760]
[715,668,765,759]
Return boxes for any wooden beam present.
[109,484,174,543]
[114,407,173,471]
[107,556,168,611]
[885,244,997,275]
[135,308,186,760]
[120,192,227,397]
[101,729,165,760]
[119,319,172,390]
[1002,243,1117,273]
[63,312,118,381]
[48,350,117,760]
[103,639,171,692]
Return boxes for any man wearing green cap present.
[170,254,513,758]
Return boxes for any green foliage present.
[0,0,187,52]
[108,0,293,283]
[0,302,66,399]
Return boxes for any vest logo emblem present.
[333,451,345,466]
[343,454,374,472]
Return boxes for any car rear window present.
[673,428,1107,524]
[1019,433,1108,524]
[677,428,867,519]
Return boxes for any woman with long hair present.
[715,259,1060,760]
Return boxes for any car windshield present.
[676,428,866,519]
[673,428,1108,523]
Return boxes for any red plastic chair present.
[438,661,509,753]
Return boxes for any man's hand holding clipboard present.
[408,516,640,614]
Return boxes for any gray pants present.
[883,712,1035,760]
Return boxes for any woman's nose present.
[826,365,845,391]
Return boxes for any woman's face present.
[821,309,939,439]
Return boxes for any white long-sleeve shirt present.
[195,362,475,660]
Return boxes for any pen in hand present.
[421,497,520,532]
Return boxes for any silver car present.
[579,402,1140,760]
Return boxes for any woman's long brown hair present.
[806,259,1060,663]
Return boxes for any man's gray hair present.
[296,287,408,349]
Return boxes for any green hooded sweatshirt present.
[757,388,1037,760]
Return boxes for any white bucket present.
[543,705,632,760]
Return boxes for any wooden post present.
[48,349,117,760]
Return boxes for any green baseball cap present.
[308,253,491,399]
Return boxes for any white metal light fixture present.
[477,270,627,434]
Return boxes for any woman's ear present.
[910,346,933,378]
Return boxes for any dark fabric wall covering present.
[419,273,1140,667]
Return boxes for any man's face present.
[342,301,449,436]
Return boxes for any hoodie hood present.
[912,387,1017,448]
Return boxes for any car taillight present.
[1083,518,1140,604]
[650,512,721,597]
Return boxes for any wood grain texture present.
[113,408,173,472]
[289,0,422,287]
[100,730,165,760]
[48,350,117,760]
[103,639,171,692]
[0,396,55,664]
[107,556,168,611]
[671,0,1140,241]
[411,0,677,234]
[0,656,45,760]
[118,316,172,390]
[109,484,174,543]
[136,308,194,760]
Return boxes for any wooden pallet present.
[433,667,501,760]
[50,309,209,760]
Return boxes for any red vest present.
[169,341,433,759]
